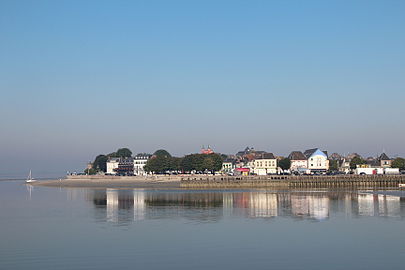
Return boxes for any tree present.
[107,152,118,157]
[350,156,366,170]
[116,148,132,157]
[84,168,97,175]
[180,154,195,172]
[202,157,215,172]
[329,160,339,171]
[209,153,223,172]
[154,149,171,158]
[392,158,405,170]
[144,155,179,174]
[169,157,182,171]
[179,153,222,173]
[278,158,291,171]
[92,155,108,172]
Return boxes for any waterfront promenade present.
[181,174,405,189]
[31,174,405,189]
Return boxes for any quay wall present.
[180,175,405,189]
[66,175,182,181]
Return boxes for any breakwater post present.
[180,175,405,189]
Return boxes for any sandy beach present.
[31,176,181,189]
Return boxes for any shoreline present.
[31,178,181,189]
[29,174,405,189]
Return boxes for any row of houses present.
[222,147,395,175]
[222,147,330,175]
[102,146,396,176]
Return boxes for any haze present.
[1,0,404,178]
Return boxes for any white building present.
[252,153,277,175]
[288,151,308,171]
[304,148,329,173]
[221,159,236,174]
[133,154,151,176]
[106,157,120,175]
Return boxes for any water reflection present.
[83,189,405,224]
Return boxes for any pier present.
[180,175,405,189]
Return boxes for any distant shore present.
[29,174,405,189]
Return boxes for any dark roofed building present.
[288,151,307,161]
[288,151,308,171]
[303,148,329,172]
[256,153,276,160]
[378,153,392,168]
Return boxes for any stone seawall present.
[67,175,182,181]
[180,175,405,189]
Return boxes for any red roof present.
[235,168,250,172]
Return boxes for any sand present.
[31,178,181,189]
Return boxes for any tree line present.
[85,148,224,175]
[85,147,405,175]
[144,151,223,174]
[85,147,133,174]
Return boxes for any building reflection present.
[86,189,405,224]
[290,195,329,220]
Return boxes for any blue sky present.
[1,0,404,178]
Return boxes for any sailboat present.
[25,170,36,183]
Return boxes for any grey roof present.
[256,153,276,160]
[223,158,236,164]
[288,151,307,161]
[304,148,328,159]
[236,147,254,156]
[379,153,390,160]
[366,159,380,167]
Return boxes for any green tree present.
[154,149,171,158]
[392,158,405,170]
[169,157,182,171]
[209,153,223,172]
[350,156,366,169]
[180,153,222,173]
[329,160,339,171]
[107,152,117,157]
[144,155,179,174]
[180,154,195,172]
[84,168,97,175]
[116,148,132,157]
[92,155,108,172]
[202,157,215,172]
[278,158,291,171]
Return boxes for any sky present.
[1,0,404,178]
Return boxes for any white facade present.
[133,155,150,175]
[106,158,120,175]
[252,158,277,175]
[290,160,307,171]
[306,149,329,171]
[222,162,235,174]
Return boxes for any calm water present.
[1,181,405,270]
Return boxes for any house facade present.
[304,148,329,173]
[106,157,120,175]
[222,159,236,174]
[251,153,277,175]
[133,154,151,175]
[379,153,392,168]
[288,151,308,171]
